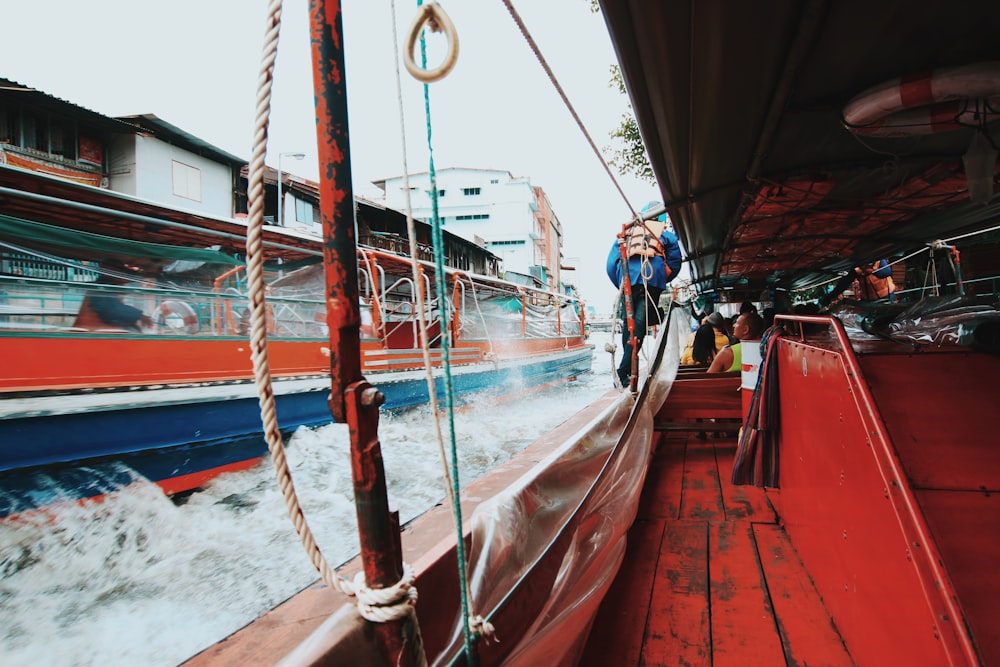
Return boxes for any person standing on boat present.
[854,259,896,301]
[74,260,153,332]
[607,204,682,385]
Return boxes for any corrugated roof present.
[0,77,143,134]
[117,113,246,166]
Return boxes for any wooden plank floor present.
[580,433,855,666]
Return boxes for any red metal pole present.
[618,227,637,391]
[309,3,424,664]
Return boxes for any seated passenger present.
[704,311,733,349]
[707,312,765,373]
[680,323,718,366]
[74,262,152,332]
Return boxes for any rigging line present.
[244,0,345,594]
[412,0,481,656]
[499,0,639,223]
[946,220,1000,244]
[393,1,489,647]
[390,0,452,508]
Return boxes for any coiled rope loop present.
[345,562,420,623]
[404,1,459,83]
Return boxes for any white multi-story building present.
[374,167,564,290]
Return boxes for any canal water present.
[0,334,621,666]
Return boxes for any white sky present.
[3,0,662,313]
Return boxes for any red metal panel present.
[0,337,331,391]
[644,520,711,666]
[753,523,855,666]
[775,339,956,665]
[918,490,1000,665]
[709,521,786,666]
[860,352,1000,490]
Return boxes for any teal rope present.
[416,2,477,662]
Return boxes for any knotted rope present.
[244,0,418,625]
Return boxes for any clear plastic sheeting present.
[827,301,906,340]
[277,309,684,667]
[457,293,583,340]
[887,295,1000,351]
[831,296,1000,352]
[433,308,684,666]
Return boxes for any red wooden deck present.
[580,431,855,666]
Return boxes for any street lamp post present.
[277,152,306,226]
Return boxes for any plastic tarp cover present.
[831,296,1000,352]
[276,310,685,667]
[431,308,686,666]
[886,295,1000,351]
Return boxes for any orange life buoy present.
[842,62,1000,137]
[158,300,199,334]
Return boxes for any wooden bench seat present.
[655,371,743,432]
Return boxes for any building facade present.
[374,167,564,290]
[0,77,501,278]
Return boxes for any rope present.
[499,0,639,223]
[243,0,417,625]
[394,0,490,656]
[390,0,452,507]
[415,2,485,655]
[788,219,1000,295]
[404,1,460,82]
[350,563,419,622]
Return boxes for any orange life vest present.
[626,220,667,260]
[856,262,896,299]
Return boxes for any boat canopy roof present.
[0,214,243,267]
[600,0,1000,302]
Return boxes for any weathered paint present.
[310,0,360,424]
[310,2,423,664]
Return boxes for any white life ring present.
[842,62,1000,137]
[158,300,199,334]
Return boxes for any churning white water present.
[0,334,623,667]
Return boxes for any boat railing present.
[0,267,586,345]
[449,277,585,341]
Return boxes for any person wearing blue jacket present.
[607,205,683,386]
